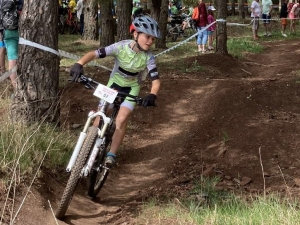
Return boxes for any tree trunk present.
[10,0,60,124]
[214,0,219,9]
[148,0,161,21]
[99,0,115,47]
[156,0,168,49]
[82,0,98,40]
[231,0,236,16]
[239,0,245,19]
[116,0,131,41]
[216,0,228,55]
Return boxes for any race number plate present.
[93,84,118,103]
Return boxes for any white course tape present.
[19,37,60,56]
[18,37,112,71]
[227,20,254,26]
[58,50,112,71]
[155,20,220,58]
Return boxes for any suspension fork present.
[82,102,111,176]
[82,103,120,176]
[66,102,110,172]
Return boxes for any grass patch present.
[137,177,300,225]
[0,118,74,187]
[227,38,263,58]
[294,70,300,84]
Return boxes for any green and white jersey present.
[95,40,159,84]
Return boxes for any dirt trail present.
[7,40,300,225]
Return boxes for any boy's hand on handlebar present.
[142,94,157,107]
[70,63,84,82]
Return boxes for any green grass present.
[227,38,263,58]
[137,177,300,225]
[0,110,75,187]
[294,70,300,84]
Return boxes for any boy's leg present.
[0,30,5,73]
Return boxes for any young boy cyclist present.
[69,15,161,167]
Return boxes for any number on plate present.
[93,84,118,103]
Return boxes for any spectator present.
[1,0,23,91]
[179,5,191,34]
[280,0,288,37]
[0,0,5,74]
[76,0,86,36]
[169,0,179,16]
[261,0,273,36]
[289,2,300,34]
[132,2,143,20]
[194,0,208,53]
[207,6,216,51]
[251,0,261,40]
[68,0,76,14]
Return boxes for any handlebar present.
[78,75,144,105]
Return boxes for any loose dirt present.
[3,39,300,225]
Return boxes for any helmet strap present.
[134,33,146,52]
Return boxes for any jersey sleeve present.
[95,41,130,59]
[147,55,159,81]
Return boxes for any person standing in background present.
[289,2,300,34]
[261,0,273,36]
[280,0,288,37]
[207,5,216,51]
[76,0,85,36]
[1,0,23,92]
[194,0,208,53]
[69,0,77,14]
[251,0,261,40]
[0,0,6,74]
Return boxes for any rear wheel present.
[55,127,98,220]
[167,23,179,42]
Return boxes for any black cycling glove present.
[70,63,84,82]
[142,94,157,107]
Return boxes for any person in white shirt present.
[251,0,262,40]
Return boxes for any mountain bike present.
[167,13,197,42]
[55,75,144,219]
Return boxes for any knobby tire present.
[55,126,98,220]
[87,122,115,198]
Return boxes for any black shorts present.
[262,14,271,24]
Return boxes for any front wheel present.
[55,126,98,220]
[87,144,109,198]
[87,122,115,198]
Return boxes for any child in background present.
[289,2,300,34]
[207,6,216,51]
[280,0,288,37]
